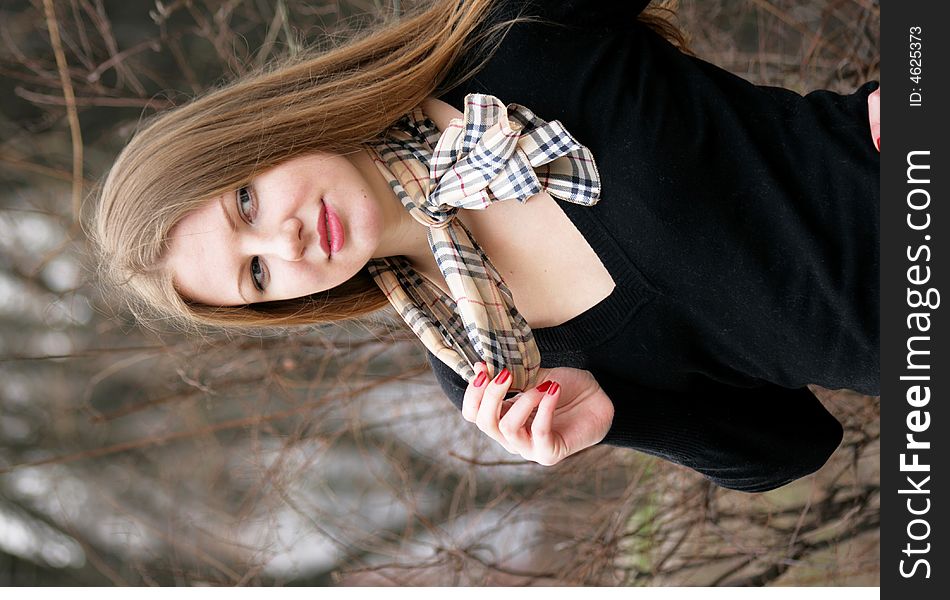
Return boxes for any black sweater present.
[425,0,879,492]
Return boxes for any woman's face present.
[164,152,386,306]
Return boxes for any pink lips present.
[317,204,330,258]
[326,203,345,255]
[317,202,344,258]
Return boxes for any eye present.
[250,256,267,292]
[236,186,266,292]
[236,186,256,222]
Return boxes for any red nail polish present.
[547,382,560,395]
[535,380,552,393]
[473,371,487,387]
[494,368,510,385]
[876,137,881,151]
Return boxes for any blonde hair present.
[88,0,686,336]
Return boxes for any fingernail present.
[547,382,560,395]
[494,368,510,385]
[535,380,552,393]
[473,371,487,387]
[876,136,880,151]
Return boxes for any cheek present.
[312,156,367,196]
[285,258,357,293]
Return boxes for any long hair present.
[88,0,687,336]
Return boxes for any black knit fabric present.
[424,0,878,493]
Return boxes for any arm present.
[426,351,843,493]
[593,369,844,493]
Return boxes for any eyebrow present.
[218,196,252,304]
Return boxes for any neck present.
[350,148,434,270]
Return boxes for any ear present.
[420,96,465,133]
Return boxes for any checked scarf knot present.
[366,93,601,391]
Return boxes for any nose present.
[256,216,305,261]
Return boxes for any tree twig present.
[42,0,84,227]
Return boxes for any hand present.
[461,364,615,466]
[868,87,880,151]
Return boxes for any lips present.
[317,201,345,258]
[326,203,345,255]
[317,203,331,258]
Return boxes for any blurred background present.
[0,0,880,586]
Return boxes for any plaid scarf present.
[366,94,601,391]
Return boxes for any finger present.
[530,382,561,464]
[474,367,513,446]
[498,385,547,449]
[461,362,489,422]
[868,87,880,151]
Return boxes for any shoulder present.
[490,0,653,30]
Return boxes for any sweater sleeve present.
[425,350,843,493]
[593,369,844,493]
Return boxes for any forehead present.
[165,195,240,305]
[168,196,226,237]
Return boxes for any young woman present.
[90,0,880,493]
